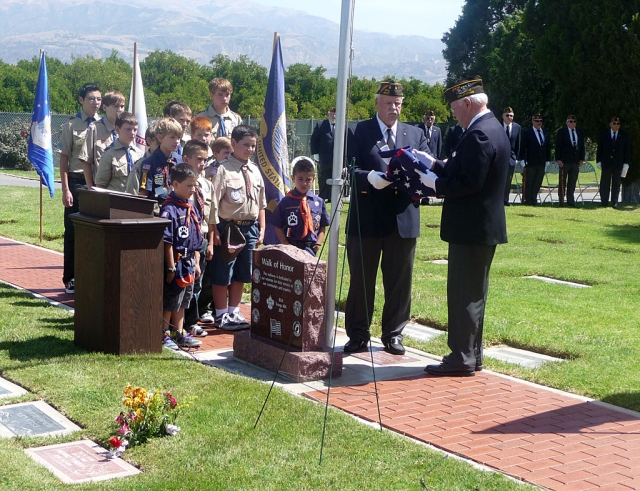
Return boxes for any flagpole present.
[38,49,44,244]
[132,42,137,114]
[324,0,354,348]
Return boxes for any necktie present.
[386,128,395,149]
[330,123,334,136]
[537,129,544,145]
[571,129,576,147]
[125,146,134,173]
[194,184,205,220]
[241,164,252,202]
[613,132,617,142]
[506,125,510,138]
[86,117,95,128]
[176,144,182,156]
[427,127,431,142]
[112,129,119,141]
[285,191,315,238]
[219,117,227,137]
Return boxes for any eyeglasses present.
[611,122,620,125]
[567,119,576,123]
[533,119,542,122]
[85,97,102,102]
[505,114,514,118]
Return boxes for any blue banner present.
[28,52,55,197]
[256,35,289,245]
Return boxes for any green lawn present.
[0,284,531,491]
[0,168,61,181]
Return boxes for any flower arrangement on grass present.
[107,385,194,458]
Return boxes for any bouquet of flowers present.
[108,385,193,457]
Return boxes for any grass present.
[0,284,532,490]
[0,168,61,180]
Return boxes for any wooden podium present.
[71,190,169,355]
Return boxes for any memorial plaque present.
[350,350,420,366]
[25,440,140,484]
[251,245,326,351]
[0,377,28,399]
[0,401,81,438]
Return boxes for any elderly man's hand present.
[367,170,392,190]
[417,169,438,190]
[411,149,435,170]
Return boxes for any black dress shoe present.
[343,338,368,353]
[442,354,482,372]
[424,362,475,377]
[384,337,405,355]
[612,203,619,209]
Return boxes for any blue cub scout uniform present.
[140,147,178,204]
[272,189,330,245]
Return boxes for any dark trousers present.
[317,163,332,201]
[345,226,416,345]
[446,243,496,371]
[62,176,85,284]
[600,167,622,205]
[504,165,516,204]
[198,257,214,316]
[559,162,579,205]
[185,238,208,328]
[524,166,545,205]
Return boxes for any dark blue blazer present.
[310,119,334,165]
[520,127,551,167]
[596,128,630,170]
[347,117,429,238]
[555,126,586,164]
[417,123,443,159]
[432,112,509,245]
[503,122,521,167]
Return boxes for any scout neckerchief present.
[285,190,315,237]
[163,194,202,236]
[194,183,205,221]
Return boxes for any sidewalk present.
[1,235,639,490]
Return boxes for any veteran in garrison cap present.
[417,109,443,159]
[415,77,510,377]
[344,79,430,356]
[596,116,631,208]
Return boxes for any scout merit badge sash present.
[163,196,201,288]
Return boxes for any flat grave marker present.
[0,377,28,399]
[0,400,81,438]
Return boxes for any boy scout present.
[80,90,125,187]
[94,112,144,192]
[126,120,159,195]
[59,83,101,294]
[196,78,242,140]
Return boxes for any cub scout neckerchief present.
[285,191,315,237]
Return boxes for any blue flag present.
[256,34,289,245]
[28,52,54,198]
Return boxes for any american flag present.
[378,146,436,200]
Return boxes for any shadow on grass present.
[38,317,74,331]
[604,223,640,245]
[0,336,82,363]
[601,393,640,413]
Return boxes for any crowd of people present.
[59,78,328,350]
[59,74,631,370]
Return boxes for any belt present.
[68,174,86,183]
[220,218,256,227]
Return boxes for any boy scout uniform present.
[60,109,96,286]
[125,150,151,196]
[195,105,243,140]
[95,140,144,192]
[80,116,117,179]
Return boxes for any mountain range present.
[0,0,447,83]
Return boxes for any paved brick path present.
[2,234,640,490]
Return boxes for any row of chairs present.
[512,161,600,205]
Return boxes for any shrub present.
[0,119,33,170]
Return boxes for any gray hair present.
[468,93,489,106]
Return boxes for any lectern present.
[71,190,169,355]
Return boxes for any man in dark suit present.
[520,113,551,205]
[597,116,631,208]
[309,107,336,201]
[555,114,585,206]
[501,107,521,205]
[419,77,509,377]
[344,79,429,356]
[417,110,442,159]
[443,123,463,159]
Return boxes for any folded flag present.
[378,146,436,199]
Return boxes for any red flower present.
[164,392,177,409]
[20,131,28,136]
[109,436,122,449]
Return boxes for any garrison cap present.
[444,77,484,104]
[503,107,514,114]
[611,116,621,123]
[566,114,577,121]
[376,79,403,97]
[532,113,542,120]
[424,110,435,117]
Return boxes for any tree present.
[525,0,640,201]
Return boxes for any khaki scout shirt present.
[210,154,266,225]
[95,140,144,192]
[195,105,243,140]
[80,117,117,178]
[59,110,96,176]
[125,151,150,196]
[193,175,215,235]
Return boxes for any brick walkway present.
[2,234,640,490]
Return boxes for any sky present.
[249,0,465,38]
